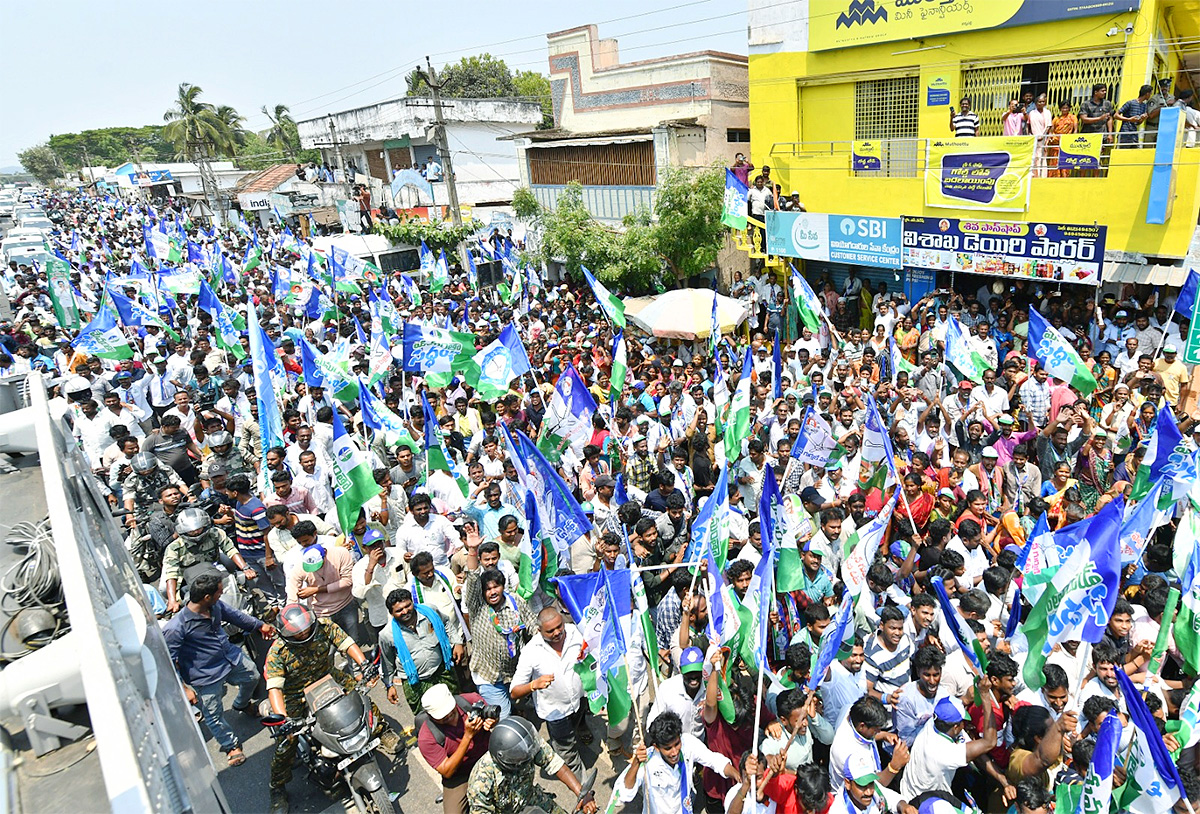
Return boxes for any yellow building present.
[746,0,1200,284]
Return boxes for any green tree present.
[513,165,729,292]
[408,53,517,98]
[647,165,727,280]
[513,70,554,129]
[48,126,175,170]
[262,104,300,160]
[17,143,61,184]
[162,83,231,161]
[214,105,249,157]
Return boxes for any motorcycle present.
[262,663,396,814]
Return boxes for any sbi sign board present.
[765,211,902,269]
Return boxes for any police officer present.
[162,508,257,614]
[122,451,187,533]
[264,604,400,814]
[202,431,250,483]
[466,716,597,814]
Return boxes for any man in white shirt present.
[647,646,707,739]
[900,695,996,801]
[350,529,406,639]
[164,391,202,441]
[829,696,904,794]
[394,492,460,569]
[511,608,588,775]
[73,398,113,467]
[616,711,738,814]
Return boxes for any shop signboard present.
[901,216,1105,285]
[808,0,1140,52]
[767,211,901,269]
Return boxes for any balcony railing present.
[530,184,656,223]
[769,134,1196,179]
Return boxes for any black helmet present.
[277,603,318,645]
[488,716,539,773]
[175,508,210,537]
[131,452,157,474]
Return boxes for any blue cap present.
[934,696,967,723]
[680,647,704,674]
[362,527,385,546]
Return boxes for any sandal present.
[227,748,247,766]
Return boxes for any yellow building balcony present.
[767,136,1200,259]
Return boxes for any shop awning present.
[1102,262,1190,287]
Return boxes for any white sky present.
[2,0,747,167]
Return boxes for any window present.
[854,75,919,176]
[961,55,1124,135]
[727,129,751,143]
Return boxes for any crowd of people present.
[4,187,1200,814]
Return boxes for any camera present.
[468,701,501,723]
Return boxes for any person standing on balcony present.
[731,153,754,187]
[1079,83,1114,176]
[1028,94,1053,177]
[1144,78,1176,146]
[1115,85,1152,148]
[1047,100,1077,177]
[1002,98,1026,137]
[950,97,980,137]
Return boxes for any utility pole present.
[80,145,97,197]
[326,115,345,182]
[423,56,472,276]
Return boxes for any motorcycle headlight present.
[338,729,370,753]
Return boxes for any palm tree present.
[161,82,226,161]
[213,105,249,157]
[262,104,299,160]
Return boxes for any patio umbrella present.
[627,288,750,340]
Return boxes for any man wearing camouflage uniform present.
[466,716,596,814]
[202,430,251,484]
[265,605,399,814]
[122,452,188,580]
[162,508,257,614]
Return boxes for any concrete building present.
[92,161,249,199]
[295,97,543,216]
[513,24,750,224]
[746,0,1200,298]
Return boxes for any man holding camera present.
[417,684,496,814]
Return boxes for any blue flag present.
[247,298,284,467]
[807,593,854,692]
[1118,475,1171,565]
[684,464,730,567]
[1175,269,1200,317]
[1116,669,1185,809]
[506,426,593,554]
[300,339,325,389]
[931,575,983,671]
[614,474,630,507]
[753,464,781,664]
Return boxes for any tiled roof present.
[235,163,299,194]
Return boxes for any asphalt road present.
[207,675,636,814]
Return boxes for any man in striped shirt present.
[950,97,981,137]
[226,474,282,595]
[863,605,915,708]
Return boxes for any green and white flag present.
[721,169,749,231]
[431,249,450,293]
[610,331,628,406]
[944,315,989,385]
[328,409,380,533]
[44,252,79,331]
[74,307,134,360]
[1173,504,1200,676]
[581,266,625,329]
[723,347,753,464]
[367,318,391,386]
[1027,309,1097,396]
[790,268,824,334]
[774,493,811,592]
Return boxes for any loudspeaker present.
[0,632,87,755]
